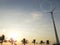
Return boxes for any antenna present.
[48,7,60,44]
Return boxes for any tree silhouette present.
[32,39,36,45]
[3,40,7,42]
[9,38,17,45]
[40,40,45,45]
[0,34,5,45]
[46,40,50,45]
[21,38,28,45]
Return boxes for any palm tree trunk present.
[34,43,35,45]
[11,43,13,45]
[41,44,42,45]
[24,43,25,45]
[1,43,2,45]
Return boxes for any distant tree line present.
[0,34,50,45]
[21,38,50,45]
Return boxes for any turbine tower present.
[48,8,60,45]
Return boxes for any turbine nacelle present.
[48,7,56,14]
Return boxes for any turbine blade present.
[51,7,56,12]
[47,12,51,13]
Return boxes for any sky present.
[0,0,60,43]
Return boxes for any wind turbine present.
[48,7,60,45]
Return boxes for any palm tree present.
[32,39,36,45]
[0,34,5,45]
[46,40,50,45]
[40,40,45,45]
[21,38,28,45]
[9,38,17,45]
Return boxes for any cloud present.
[23,11,43,24]
[31,11,43,21]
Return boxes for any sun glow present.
[7,31,20,41]
[10,33,18,40]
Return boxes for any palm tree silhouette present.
[0,34,5,45]
[21,38,28,45]
[46,40,50,45]
[40,40,45,45]
[9,38,16,45]
[32,39,36,45]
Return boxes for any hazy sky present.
[0,0,60,43]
